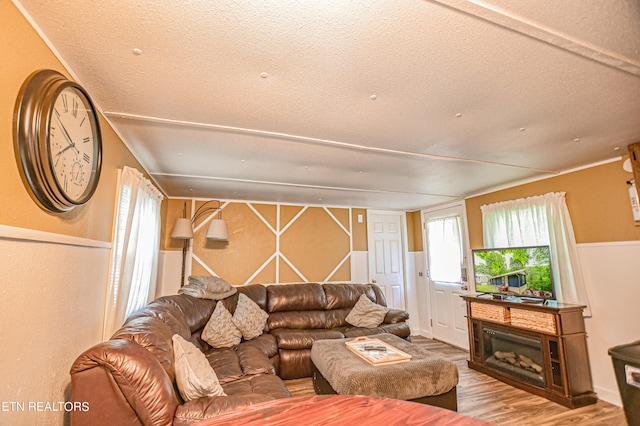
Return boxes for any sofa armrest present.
[384,308,409,324]
[173,394,276,426]
[70,338,179,426]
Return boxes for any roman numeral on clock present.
[72,99,79,118]
[83,153,91,163]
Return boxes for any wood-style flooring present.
[284,336,627,426]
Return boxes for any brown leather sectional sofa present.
[69,283,410,425]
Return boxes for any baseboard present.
[413,328,433,339]
[594,384,622,407]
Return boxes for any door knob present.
[372,279,377,283]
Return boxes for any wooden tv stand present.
[461,295,597,409]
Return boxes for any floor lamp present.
[170,201,229,286]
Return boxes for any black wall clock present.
[14,69,102,213]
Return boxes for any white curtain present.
[427,216,463,283]
[103,166,164,339]
[481,192,591,315]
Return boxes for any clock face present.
[14,70,102,213]
[48,86,98,202]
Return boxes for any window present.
[481,192,591,315]
[103,167,164,338]
[426,215,463,283]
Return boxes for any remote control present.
[363,345,387,352]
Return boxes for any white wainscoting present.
[406,251,427,336]
[350,251,369,284]
[0,226,110,425]
[578,240,640,407]
[156,250,184,297]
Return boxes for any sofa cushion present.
[270,328,345,350]
[126,301,193,337]
[236,285,269,311]
[154,295,216,333]
[232,293,269,340]
[202,302,242,348]
[268,310,327,330]
[277,348,313,380]
[323,283,378,309]
[325,308,351,329]
[239,333,279,358]
[205,348,244,384]
[172,334,226,401]
[267,283,326,312]
[345,294,390,328]
[221,373,291,399]
[236,344,277,376]
[112,316,178,381]
[341,322,412,339]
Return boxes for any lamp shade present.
[207,219,229,241]
[171,218,194,239]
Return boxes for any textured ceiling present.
[14,0,640,210]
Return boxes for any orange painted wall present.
[1,3,148,241]
[406,210,423,252]
[465,157,640,248]
[164,199,363,285]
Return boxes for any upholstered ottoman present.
[310,333,459,411]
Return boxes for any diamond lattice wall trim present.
[280,207,350,282]
[188,201,352,285]
[193,202,276,284]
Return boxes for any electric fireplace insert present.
[483,327,546,388]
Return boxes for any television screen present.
[471,245,555,300]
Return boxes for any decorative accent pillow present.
[179,276,237,300]
[345,294,390,328]
[172,334,226,401]
[201,302,242,348]
[232,293,269,340]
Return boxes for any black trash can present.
[609,340,640,426]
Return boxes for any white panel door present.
[367,211,406,310]
[423,203,470,349]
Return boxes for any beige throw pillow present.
[172,334,226,401]
[201,302,242,348]
[345,294,390,328]
[232,293,269,340]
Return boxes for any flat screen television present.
[471,245,555,300]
